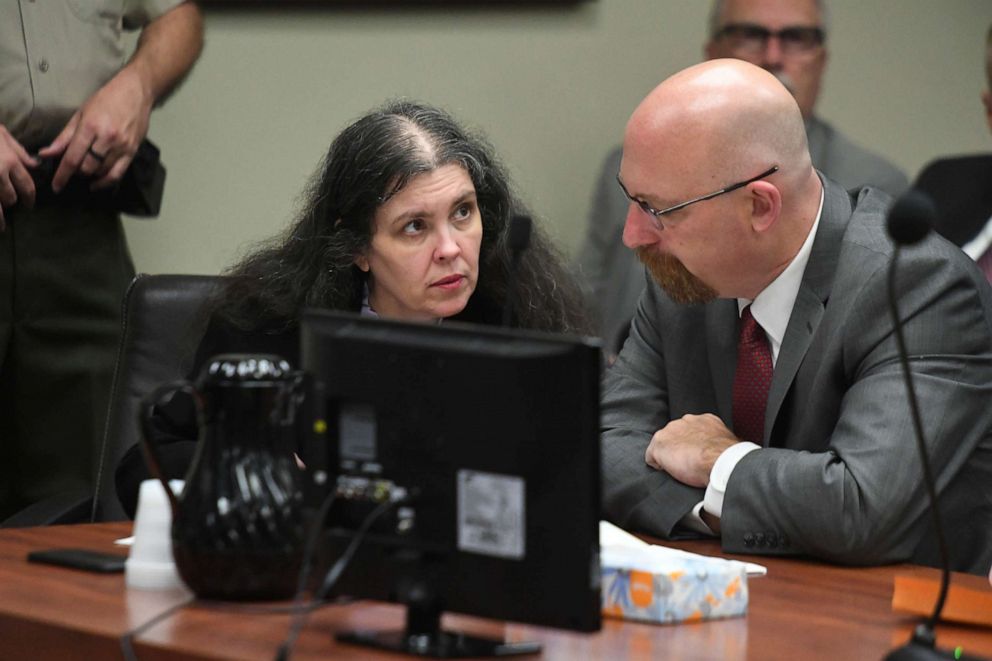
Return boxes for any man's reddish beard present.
[635,247,718,305]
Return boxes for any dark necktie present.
[732,306,773,445]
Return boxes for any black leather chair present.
[94,273,221,521]
[1,273,220,526]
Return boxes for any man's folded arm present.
[601,289,707,538]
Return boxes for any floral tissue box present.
[600,526,754,624]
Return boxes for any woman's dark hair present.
[213,100,590,334]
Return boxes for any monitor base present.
[337,598,540,658]
[337,629,541,658]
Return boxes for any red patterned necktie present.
[732,306,773,444]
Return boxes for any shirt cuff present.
[703,441,761,519]
[679,501,717,536]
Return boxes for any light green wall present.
[126,0,992,275]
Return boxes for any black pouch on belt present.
[30,139,166,217]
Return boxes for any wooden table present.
[1,523,990,660]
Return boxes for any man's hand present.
[0,126,39,230]
[38,67,153,194]
[34,1,202,197]
[37,1,203,196]
[644,413,739,488]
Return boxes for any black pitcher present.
[140,354,306,600]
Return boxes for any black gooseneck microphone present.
[501,215,532,327]
[883,190,983,661]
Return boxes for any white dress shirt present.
[961,214,992,262]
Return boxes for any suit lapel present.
[765,285,823,444]
[706,299,739,426]
[764,177,852,445]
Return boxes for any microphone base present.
[885,642,986,660]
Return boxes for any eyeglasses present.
[715,23,825,55]
[616,165,779,228]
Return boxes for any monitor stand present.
[336,596,541,658]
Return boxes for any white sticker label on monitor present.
[457,469,525,560]
[339,402,377,462]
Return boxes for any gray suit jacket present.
[601,178,992,574]
[577,117,909,348]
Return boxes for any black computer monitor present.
[300,309,602,657]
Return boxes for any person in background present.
[115,100,591,517]
[0,1,203,522]
[602,59,992,574]
[913,24,992,282]
[577,0,909,355]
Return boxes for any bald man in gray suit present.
[603,59,992,574]
[579,0,908,351]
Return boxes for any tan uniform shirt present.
[0,0,183,148]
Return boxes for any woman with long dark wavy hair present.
[213,99,588,334]
[115,100,591,516]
